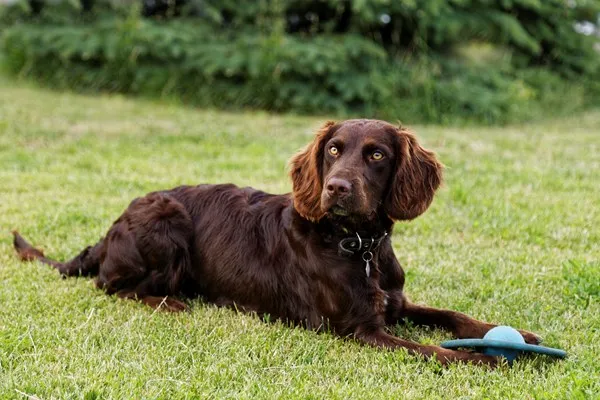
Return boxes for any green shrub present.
[1,0,599,124]
[1,19,389,113]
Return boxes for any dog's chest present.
[366,268,388,316]
[339,260,389,316]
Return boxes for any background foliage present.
[1,0,599,124]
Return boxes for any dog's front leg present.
[400,301,542,344]
[354,328,498,366]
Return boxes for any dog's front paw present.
[437,348,500,368]
[518,329,542,345]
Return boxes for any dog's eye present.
[371,151,384,160]
[328,146,339,156]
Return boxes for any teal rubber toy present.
[441,326,567,364]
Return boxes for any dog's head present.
[290,119,443,222]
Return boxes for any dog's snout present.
[326,178,352,197]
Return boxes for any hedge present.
[1,0,599,124]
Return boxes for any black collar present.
[338,231,388,257]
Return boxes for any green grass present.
[1,76,599,399]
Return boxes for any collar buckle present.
[338,231,388,257]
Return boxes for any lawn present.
[1,77,599,399]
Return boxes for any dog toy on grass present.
[441,326,566,364]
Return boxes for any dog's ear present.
[385,127,443,221]
[289,121,337,221]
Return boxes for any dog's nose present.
[326,178,352,197]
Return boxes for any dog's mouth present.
[329,205,350,216]
[326,205,378,223]
[323,194,376,220]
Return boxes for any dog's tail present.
[12,230,103,277]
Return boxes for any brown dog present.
[13,119,540,366]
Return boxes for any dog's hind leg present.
[13,192,194,312]
[115,289,189,312]
[96,192,194,311]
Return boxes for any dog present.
[13,119,541,366]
